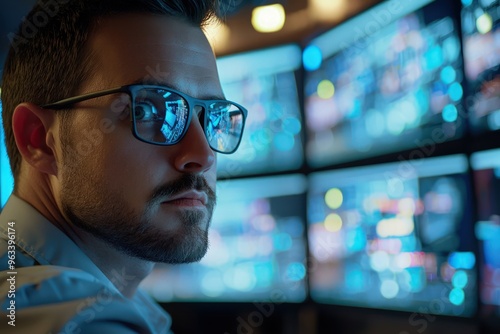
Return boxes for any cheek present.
[95,150,156,212]
[94,128,156,193]
[103,145,156,182]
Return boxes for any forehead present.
[85,13,222,97]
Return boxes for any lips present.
[161,190,208,206]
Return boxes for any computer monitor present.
[140,174,308,303]
[307,154,477,316]
[0,98,14,207]
[461,0,500,134]
[215,44,304,178]
[470,149,500,319]
[303,0,465,167]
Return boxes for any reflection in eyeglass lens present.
[206,104,244,152]
[133,87,244,152]
[135,89,189,144]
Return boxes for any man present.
[0,0,246,332]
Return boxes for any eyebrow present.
[130,78,226,101]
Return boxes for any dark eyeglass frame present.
[42,84,247,154]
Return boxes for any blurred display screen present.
[0,99,14,207]
[461,0,500,134]
[141,174,308,302]
[215,44,304,178]
[471,149,500,318]
[307,155,477,316]
[303,0,465,167]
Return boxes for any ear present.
[12,103,58,176]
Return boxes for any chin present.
[125,222,210,264]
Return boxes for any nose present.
[173,113,216,173]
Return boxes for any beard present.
[59,160,216,264]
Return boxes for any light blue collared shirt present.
[0,195,172,333]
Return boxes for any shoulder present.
[0,266,171,333]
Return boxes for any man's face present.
[57,14,221,263]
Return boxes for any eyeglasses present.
[42,84,247,154]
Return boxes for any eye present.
[134,101,159,121]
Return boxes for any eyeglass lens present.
[133,87,245,153]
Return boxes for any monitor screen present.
[470,149,500,318]
[307,155,477,316]
[140,174,308,302]
[461,0,500,134]
[0,98,14,207]
[215,44,304,178]
[303,0,465,167]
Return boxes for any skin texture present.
[12,14,221,297]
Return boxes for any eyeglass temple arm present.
[42,87,127,110]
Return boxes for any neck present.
[75,236,154,298]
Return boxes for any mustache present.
[149,174,216,207]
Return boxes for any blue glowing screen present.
[215,44,304,178]
[303,0,465,167]
[141,174,308,302]
[307,155,477,316]
[471,149,500,318]
[0,100,14,207]
[461,0,500,134]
